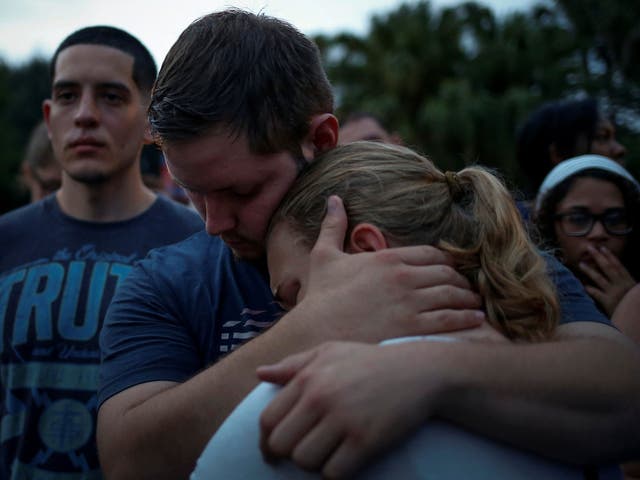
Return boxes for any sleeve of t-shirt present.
[98,254,203,407]
[545,254,610,325]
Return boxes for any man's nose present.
[203,194,237,235]
[74,93,99,127]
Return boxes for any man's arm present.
[612,282,640,343]
[97,197,484,480]
[259,322,640,479]
[97,319,319,480]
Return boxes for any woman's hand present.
[579,245,636,317]
[611,283,640,344]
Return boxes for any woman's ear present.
[346,223,389,253]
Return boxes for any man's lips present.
[222,236,244,246]
[68,138,105,149]
[221,236,256,250]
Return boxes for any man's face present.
[590,117,626,163]
[339,117,394,144]
[163,131,301,259]
[43,44,150,185]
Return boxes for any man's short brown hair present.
[149,9,334,154]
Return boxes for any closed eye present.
[272,280,300,312]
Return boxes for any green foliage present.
[315,0,640,191]
[0,57,50,212]
[1,1,639,211]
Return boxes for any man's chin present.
[67,170,109,185]
[224,239,265,260]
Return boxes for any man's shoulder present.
[541,251,610,325]
[147,195,203,229]
[0,198,48,227]
[542,252,583,294]
[133,232,269,293]
[127,196,203,251]
[0,198,52,246]
[146,230,222,258]
[136,231,228,277]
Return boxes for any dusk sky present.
[0,0,538,66]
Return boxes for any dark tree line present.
[0,57,50,212]
[314,0,640,190]
[0,0,638,212]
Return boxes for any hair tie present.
[444,171,464,201]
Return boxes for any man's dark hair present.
[23,121,55,170]
[149,9,334,154]
[516,98,600,195]
[50,26,157,95]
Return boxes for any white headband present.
[535,154,640,212]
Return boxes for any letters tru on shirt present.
[1,245,134,354]
[0,244,133,470]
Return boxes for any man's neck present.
[56,170,156,223]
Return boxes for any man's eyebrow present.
[171,176,233,195]
[52,80,132,94]
[52,80,78,90]
[96,81,131,93]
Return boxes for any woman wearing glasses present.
[534,155,640,326]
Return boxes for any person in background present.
[139,144,165,192]
[0,25,202,479]
[20,121,61,202]
[339,111,402,145]
[534,155,640,334]
[516,97,626,200]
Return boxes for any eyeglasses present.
[554,208,633,237]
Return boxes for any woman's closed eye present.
[273,280,301,311]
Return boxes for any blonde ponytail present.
[271,141,560,341]
[439,168,558,341]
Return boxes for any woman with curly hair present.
[516,97,626,198]
[534,155,640,327]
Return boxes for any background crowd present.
[1,0,639,212]
[1,1,639,480]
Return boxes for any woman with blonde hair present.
[267,141,559,342]
[192,142,619,479]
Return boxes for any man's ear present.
[390,132,403,145]
[142,118,154,145]
[346,223,389,253]
[301,113,339,160]
[42,100,52,139]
